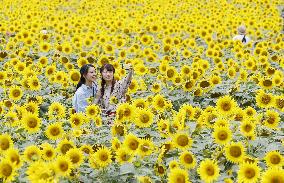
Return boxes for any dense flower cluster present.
[0,0,283,182]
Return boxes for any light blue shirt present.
[72,82,98,113]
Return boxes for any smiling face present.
[102,68,114,82]
[83,66,96,83]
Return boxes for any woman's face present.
[84,67,96,83]
[102,68,114,82]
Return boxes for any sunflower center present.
[71,73,80,81]
[12,90,20,97]
[271,176,282,183]
[184,154,193,164]
[206,166,215,176]
[157,166,165,174]
[100,153,108,161]
[28,118,38,128]
[140,114,150,124]
[221,102,231,111]
[263,79,272,87]
[46,150,53,157]
[124,108,131,117]
[61,144,73,154]
[73,118,80,125]
[70,154,80,163]
[230,146,242,157]
[10,155,20,165]
[185,81,193,89]
[50,127,60,136]
[59,162,68,171]
[244,124,252,132]
[140,144,149,152]
[245,168,255,178]
[276,98,284,109]
[218,130,228,140]
[261,94,271,104]
[175,174,185,183]
[1,163,12,177]
[114,126,124,136]
[177,135,189,147]
[200,80,210,88]
[0,138,10,150]
[267,116,276,124]
[270,155,280,164]
[157,99,165,108]
[129,140,139,150]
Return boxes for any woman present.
[72,64,98,113]
[97,63,133,116]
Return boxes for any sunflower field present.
[0,0,283,182]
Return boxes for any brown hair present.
[100,64,116,98]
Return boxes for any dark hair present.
[100,64,116,98]
[242,35,246,43]
[76,64,95,90]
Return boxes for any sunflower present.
[263,110,280,129]
[0,159,17,182]
[182,80,195,92]
[45,122,64,140]
[116,103,134,122]
[197,159,220,183]
[216,95,237,116]
[168,168,190,183]
[9,86,23,101]
[26,161,54,182]
[80,144,94,155]
[179,151,196,169]
[85,104,101,119]
[111,124,126,137]
[261,168,284,183]
[66,148,84,168]
[173,132,192,150]
[39,42,51,52]
[41,143,56,161]
[94,146,112,168]
[151,83,161,93]
[28,76,41,90]
[54,155,73,177]
[212,126,232,145]
[153,94,168,112]
[57,139,75,154]
[264,151,284,168]
[137,176,153,183]
[22,112,42,133]
[69,112,85,128]
[240,120,256,137]
[24,102,39,115]
[132,98,148,109]
[134,108,154,128]
[5,148,22,168]
[237,162,260,183]
[274,96,284,112]
[23,145,41,162]
[0,134,13,152]
[255,90,274,108]
[123,133,140,152]
[259,77,274,89]
[137,138,154,157]
[115,147,134,164]
[69,69,80,85]
[48,102,66,119]
[225,142,245,164]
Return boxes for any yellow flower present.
[179,151,196,169]
[23,145,41,162]
[0,134,13,152]
[115,147,134,164]
[197,159,220,183]
[5,148,22,168]
[66,148,84,168]
[26,161,54,182]
[240,120,256,137]
[212,126,232,145]
[173,132,192,150]
[137,138,154,157]
[85,104,100,119]
[255,89,274,108]
[69,112,85,128]
[264,151,284,168]
[45,122,64,140]
[168,168,190,183]
[263,110,280,129]
[48,102,66,119]
[0,159,17,182]
[9,86,23,101]
[94,146,112,168]
[123,133,140,153]
[41,143,56,161]
[237,162,260,183]
[216,95,238,116]
[57,139,75,154]
[134,108,154,128]
[261,168,284,183]
[225,142,245,164]
[54,155,73,177]
[39,42,51,52]
[22,112,42,133]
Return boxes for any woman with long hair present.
[72,64,98,112]
[97,63,133,116]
